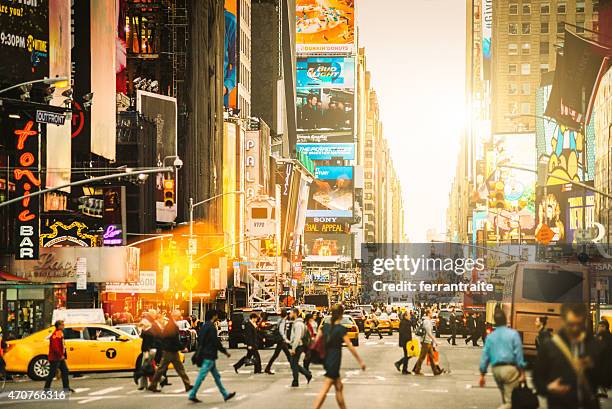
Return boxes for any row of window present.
[508,41,550,55]
[509,21,586,35]
[509,2,588,15]
[509,101,532,115]
[508,62,550,74]
[508,82,532,95]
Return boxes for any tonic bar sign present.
[14,120,41,260]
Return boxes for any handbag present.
[406,339,420,358]
[511,381,539,409]
[308,324,329,365]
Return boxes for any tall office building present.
[491,0,599,133]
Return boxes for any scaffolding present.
[166,0,188,99]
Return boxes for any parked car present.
[176,320,197,351]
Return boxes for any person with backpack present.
[264,308,292,374]
[534,303,609,409]
[288,308,312,387]
[394,311,413,374]
[188,310,236,403]
[313,304,365,409]
[412,309,442,376]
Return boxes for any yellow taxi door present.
[84,326,136,371]
[63,327,93,371]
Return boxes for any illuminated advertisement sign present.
[297,143,355,160]
[304,232,352,262]
[13,120,41,260]
[0,0,49,83]
[297,131,354,144]
[297,57,355,88]
[307,166,353,218]
[535,183,595,244]
[481,0,492,80]
[297,84,354,132]
[296,0,354,55]
[305,220,350,234]
[40,221,98,247]
[224,0,238,109]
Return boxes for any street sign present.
[535,224,555,245]
[76,257,87,290]
[182,275,197,290]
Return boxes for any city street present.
[1,334,611,409]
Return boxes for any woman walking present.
[313,304,365,409]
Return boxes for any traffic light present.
[163,178,175,207]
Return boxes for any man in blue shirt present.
[479,309,526,409]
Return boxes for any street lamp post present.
[187,190,244,317]
[0,76,69,95]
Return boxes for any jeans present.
[265,341,291,371]
[395,344,410,373]
[44,359,69,390]
[412,342,441,375]
[138,353,153,389]
[149,351,190,389]
[189,359,228,400]
[290,346,311,384]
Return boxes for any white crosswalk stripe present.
[88,386,124,396]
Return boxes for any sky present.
[357,0,467,241]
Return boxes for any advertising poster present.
[481,0,492,80]
[536,83,595,186]
[307,166,353,218]
[304,233,352,262]
[297,143,355,160]
[297,57,355,88]
[296,0,354,54]
[224,0,238,110]
[486,134,536,241]
[136,91,178,223]
[297,131,354,144]
[90,0,117,161]
[0,0,49,83]
[535,183,595,244]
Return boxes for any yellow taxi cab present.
[389,312,400,331]
[364,313,393,336]
[322,315,360,346]
[4,323,151,380]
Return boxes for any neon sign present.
[103,224,123,246]
[14,120,40,260]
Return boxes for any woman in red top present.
[44,320,70,391]
[303,313,317,372]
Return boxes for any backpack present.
[415,319,425,337]
[301,325,313,348]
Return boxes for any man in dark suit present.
[447,308,458,346]
[233,313,262,374]
[394,311,413,374]
[465,312,479,346]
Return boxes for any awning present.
[0,272,29,282]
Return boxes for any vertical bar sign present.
[76,257,87,290]
[14,120,41,260]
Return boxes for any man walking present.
[44,320,71,392]
[465,312,479,346]
[233,313,262,374]
[479,309,526,409]
[447,307,458,346]
[264,308,291,374]
[148,310,192,393]
[534,303,610,409]
[288,308,312,387]
[188,310,236,403]
[412,309,442,376]
[394,311,413,374]
[364,312,383,340]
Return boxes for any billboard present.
[297,57,355,88]
[536,83,595,186]
[296,0,355,54]
[481,0,492,80]
[224,0,238,110]
[486,134,536,241]
[136,91,178,223]
[297,143,355,160]
[307,166,353,218]
[297,84,354,132]
[304,232,352,262]
[535,183,595,244]
[297,131,354,144]
[0,0,49,84]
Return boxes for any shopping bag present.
[511,381,539,409]
[406,339,420,358]
[426,348,439,365]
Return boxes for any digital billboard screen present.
[297,143,355,160]
[297,57,355,89]
[307,166,353,218]
[304,233,352,262]
[224,0,238,110]
[0,0,49,84]
[296,0,355,54]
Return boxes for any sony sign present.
[245,130,260,198]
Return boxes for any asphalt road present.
[0,333,610,409]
